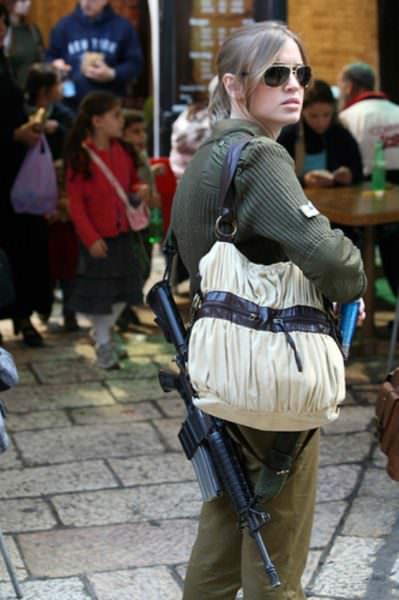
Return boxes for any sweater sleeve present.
[113,22,143,84]
[67,171,101,249]
[236,140,367,303]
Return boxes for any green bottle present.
[148,207,163,245]
[371,140,386,196]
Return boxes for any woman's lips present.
[281,98,300,105]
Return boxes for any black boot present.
[63,309,80,332]
[13,318,44,347]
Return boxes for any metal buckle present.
[215,216,238,242]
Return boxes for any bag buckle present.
[215,215,238,242]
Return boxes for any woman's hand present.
[13,121,41,146]
[52,59,71,74]
[304,170,334,188]
[151,163,165,176]
[357,298,366,326]
[333,166,352,185]
[89,239,108,258]
[135,184,151,205]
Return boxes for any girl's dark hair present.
[122,108,145,130]
[0,4,10,27]
[25,63,59,105]
[64,91,121,179]
[303,79,335,109]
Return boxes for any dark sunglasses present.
[262,64,312,88]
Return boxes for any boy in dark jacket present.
[46,0,143,108]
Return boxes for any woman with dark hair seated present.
[278,78,363,188]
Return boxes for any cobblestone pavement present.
[0,288,397,599]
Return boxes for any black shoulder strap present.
[219,135,252,213]
[216,135,252,241]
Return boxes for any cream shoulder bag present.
[188,138,346,431]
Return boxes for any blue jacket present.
[46,4,143,103]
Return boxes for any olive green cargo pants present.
[183,426,320,600]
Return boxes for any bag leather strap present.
[216,135,253,240]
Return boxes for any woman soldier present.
[171,21,366,600]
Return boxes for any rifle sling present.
[227,424,317,469]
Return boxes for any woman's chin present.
[282,114,301,127]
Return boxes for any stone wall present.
[288,0,379,86]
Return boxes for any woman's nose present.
[285,73,300,90]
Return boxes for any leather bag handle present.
[216,135,252,241]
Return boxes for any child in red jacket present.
[65,91,143,369]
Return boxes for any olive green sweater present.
[171,119,367,302]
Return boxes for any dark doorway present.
[378,0,399,104]
[254,0,287,22]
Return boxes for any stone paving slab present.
[0,497,56,532]
[345,359,384,385]
[105,378,172,403]
[3,383,115,412]
[18,520,198,576]
[317,465,362,502]
[358,466,399,498]
[88,567,181,600]
[0,461,118,498]
[70,402,162,425]
[13,422,164,465]
[322,405,375,435]
[31,359,101,384]
[372,446,386,468]
[0,577,92,599]
[342,496,399,537]
[0,446,22,470]
[13,366,37,386]
[319,431,374,465]
[51,482,201,527]
[7,342,95,364]
[153,354,176,367]
[310,501,347,548]
[303,550,322,588]
[126,342,171,357]
[104,359,159,380]
[108,453,195,486]
[152,419,182,452]
[350,383,381,404]
[309,536,384,598]
[155,396,185,418]
[0,535,27,582]
[6,409,71,431]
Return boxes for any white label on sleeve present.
[300,201,320,218]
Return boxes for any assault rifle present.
[147,279,280,588]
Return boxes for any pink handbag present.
[83,143,150,232]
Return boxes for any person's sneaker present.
[96,343,119,370]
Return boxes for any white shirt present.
[340,98,399,175]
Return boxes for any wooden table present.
[306,184,399,337]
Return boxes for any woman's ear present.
[222,73,244,100]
